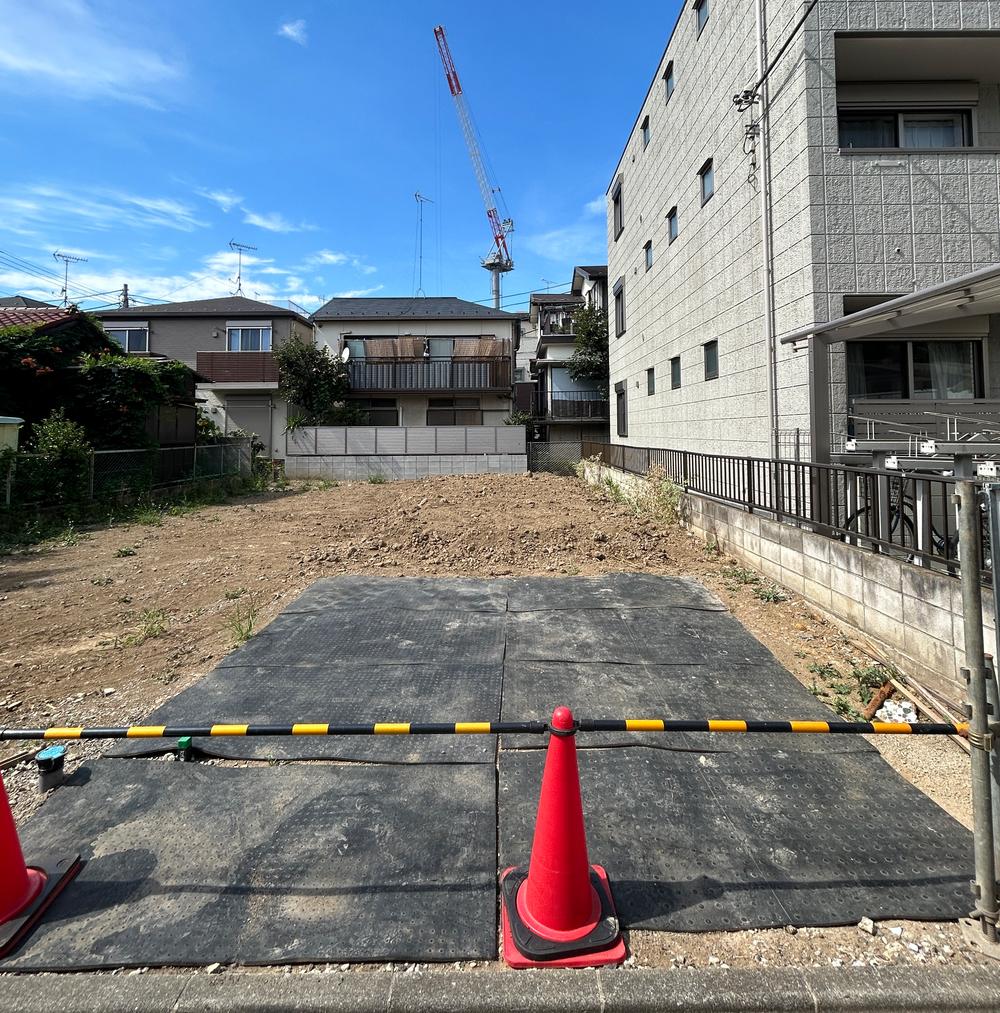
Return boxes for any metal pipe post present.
[984,655,1000,884]
[957,481,999,943]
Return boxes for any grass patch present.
[807,662,841,682]
[702,539,721,559]
[223,587,247,601]
[133,506,164,526]
[722,564,760,586]
[752,583,786,603]
[90,575,114,587]
[121,608,168,647]
[227,593,260,645]
[368,474,387,485]
[115,545,137,557]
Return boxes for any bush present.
[274,341,358,425]
[17,409,93,506]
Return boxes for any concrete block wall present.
[582,462,991,705]
[284,454,528,482]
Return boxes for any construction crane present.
[434,24,513,309]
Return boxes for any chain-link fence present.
[527,441,583,476]
[4,441,252,509]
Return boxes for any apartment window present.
[641,115,650,149]
[427,397,482,426]
[615,380,628,437]
[704,340,719,381]
[351,398,399,426]
[694,0,709,35]
[613,278,626,337]
[227,324,272,351]
[847,340,983,402]
[838,109,972,149]
[644,240,653,271]
[105,324,148,354]
[345,338,366,359]
[646,367,655,395]
[667,206,679,244]
[699,159,715,205]
[670,355,681,389]
[612,177,624,240]
[663,61,675,103]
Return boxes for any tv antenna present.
[53,250,88,307]
[414,191,434,297]
[228,239,257,296]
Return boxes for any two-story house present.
[96,296,313,457]
[606,2,1000,467]
[311,296,520,427]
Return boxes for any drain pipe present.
[754,0,780,461]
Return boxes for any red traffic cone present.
[500,705,626,968]
[0,769,81,958]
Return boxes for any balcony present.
[348,357,511,394]
[540,390,609,421]
[196,351,278,384]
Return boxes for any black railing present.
[581,441,988,578]
[542,391,609,420]
[348,358,511,393]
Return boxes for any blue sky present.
[0,0,680,313]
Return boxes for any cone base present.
[500,864,626,969]
[0,853,82,959]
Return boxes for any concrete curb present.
[2,965,1000,1012]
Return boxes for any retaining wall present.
[285,454,528,481]
[582,462,993,705]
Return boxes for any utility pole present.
[53,251,87,308]
[228,239,257,297]
[121,283,130,309]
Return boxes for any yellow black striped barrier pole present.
[0,718,969,741]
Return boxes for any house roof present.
[780,263,1000,345]
[574,265,607,277]
[530,292,584,305]
[0,306,81,330]
[0,295,54,308]
[97,296,311,325]
[312,296,518,321]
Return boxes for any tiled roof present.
[98,296,309,322]
[0,307,80,329]
[0,295,54,308]
[312,296,518,320]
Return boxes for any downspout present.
[755,0,780,460]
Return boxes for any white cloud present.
[0,0,183,105]
[0,183,205,234]
[277,19,308,46]
[521,223,605,263]
[584,197,605,217]
[332,284,384,298]
[303,249,376,273]
[242,209,317,233]
[197,188,243,213]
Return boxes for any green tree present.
[19,409,93,506]
[567,304,609,393]
[274,340,363,426]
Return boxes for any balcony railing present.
[196,351,278,384]
[849,398,1000,444]
[541,390,609,420]
[348,357,511,393]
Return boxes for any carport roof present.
[780,263,1000,345]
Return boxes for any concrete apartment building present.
[607,0,1000,464]
[311,297,520,428]
[97,296,312,457]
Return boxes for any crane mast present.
[434,24,513,308]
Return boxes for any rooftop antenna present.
[228,239,257,296]
[414,191,434,297]
[53,250,87,307]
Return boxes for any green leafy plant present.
[368,473,387,485]
[504,409,534,426]
[273,340,362,426]
[223,588,247,600]
[807,662,841,681]
[90,575,114,587]
[752,583,787,603]
[116,546,137,557]
[227,593,260,644]
[722,564,760,586]
[121,608,168,647]
[567,304,609,393]
[703,539,721,559]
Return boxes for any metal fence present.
[581,440,988,578]
[527,441,584,476]
[4,441,252,509]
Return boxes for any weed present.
[851,662,888,705]
[315,479,338,491]
[807,662,841,682]
[90,575,114,587]
[722,564,760,586]
[808,680,828,698]
[832,696,855,718]
[830,681,854,696]
[368,474,387,485]
[703,538,721,559]
[57,522,87,546]
[115,546,137,557]
[117,595,132,605]
[133,507,164,526]
[223,587,247,601]
[603,476,627,504]
[227,593,260,644]
[752,583,787,603]
[121,608,168,647]
[644,465,682,524]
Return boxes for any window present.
[663,61,675,103]
[699,159,715,205]
[613,278,626,337]
[667,206,679,244]
[227,324,272,351]
[105,324,148,354]
[847,340,983,402]
[694,0,709,35]
[615,381,628,437]
[612,177,624,240]
[426,397,482,426]
[641,115,650,149]
[644,240,653,271]
[646,367,655,395]
[427,337,454,360]
[703,340,719,380]
[350,398,398,426]
[838,109,972,149]
[345,338,366,359]
[670,355,681,389]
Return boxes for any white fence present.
[283,426,527,481]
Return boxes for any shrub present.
[18,409,93,506]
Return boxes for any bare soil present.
[0,473,982,971]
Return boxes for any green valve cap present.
[177,736,192,756]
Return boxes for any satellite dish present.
[340,346,351,363]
